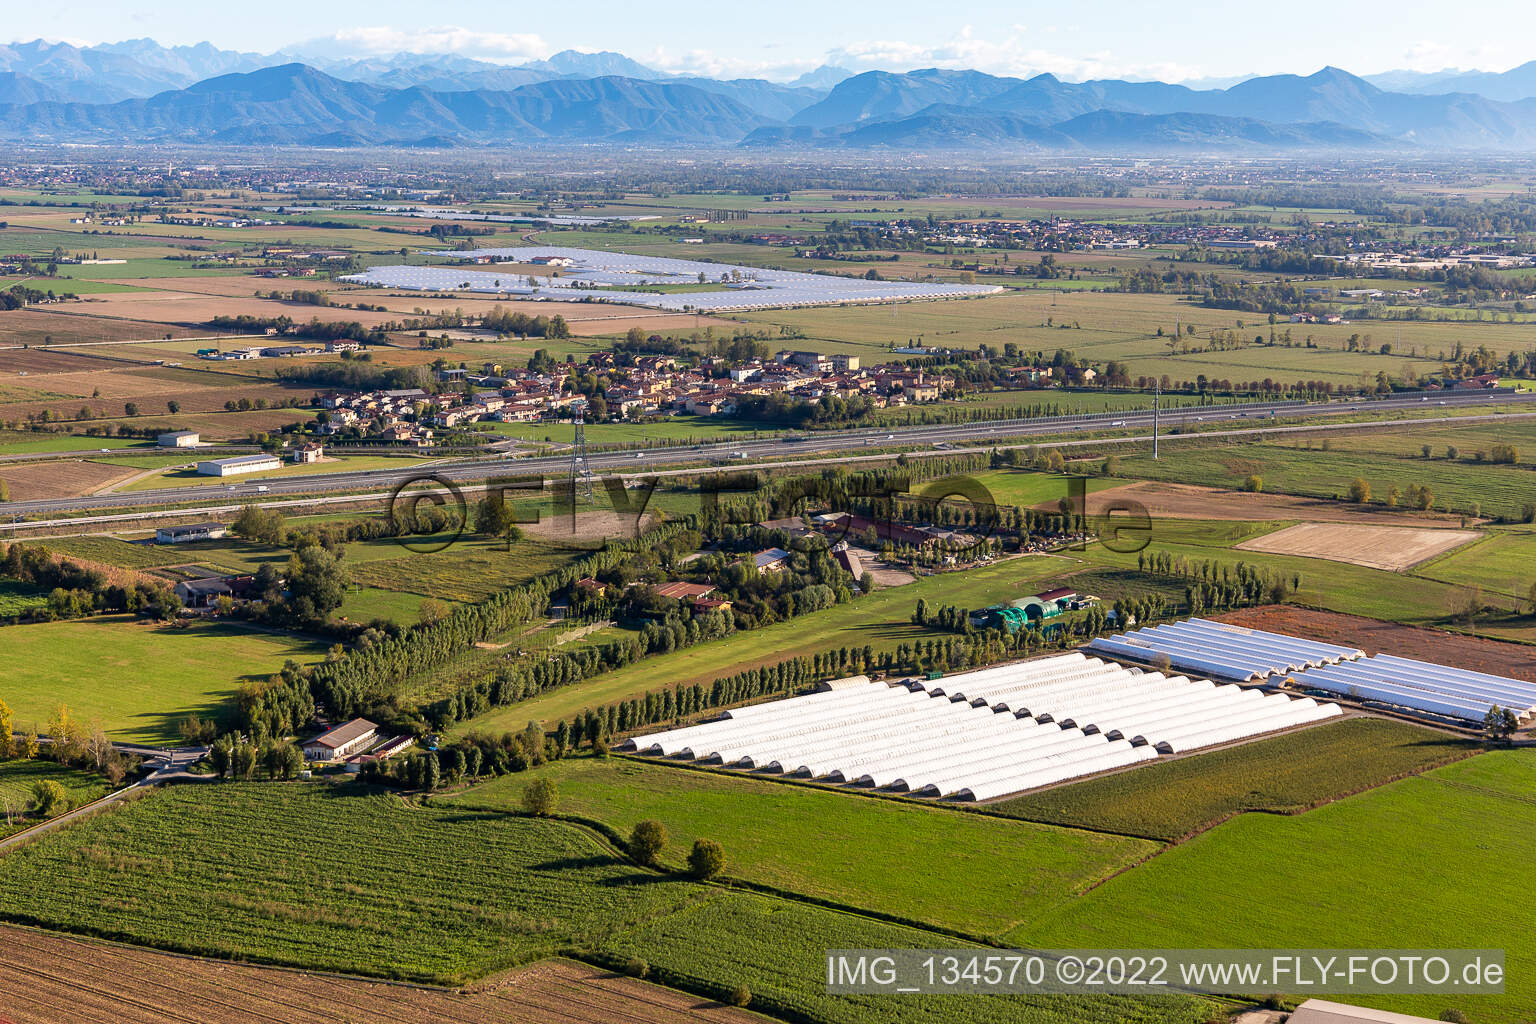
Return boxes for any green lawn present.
[0,617,327,743]
[1015,750,1536,1023]
[442,755,1157,937]
[991,717,1478,840]
[454,553,1072,735]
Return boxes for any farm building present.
[970,605,1030,633]
[197,454,282,477]
[173,574,259,608]
[625,653,1339,800]
[1288,1000,1443,1024]
[1089,618,1364,681]
[156,430,200,448]
[751,548,791,573]
[302,719,379,762]
[1011,588,1078,621]
[154,522,227,544]
[652,581,716,601]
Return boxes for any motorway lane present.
[1,390,1529,519]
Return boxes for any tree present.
[417,598,452,625]
[123,402,138,417]
[523,777,558,816]
[1483,704,1519,741]
[167,400,180,414]
[232,505,285,545]
[629,819,667,866]
[1243,474,1263,493]
[1347,477,1371,503]
[0,696,11,759]
[285,546,348,623]
[728,985,752,1008]
[31,779,68,818]
[0,478,9,502]
[686,837,725,879]
[473,493,517,538]
[419,751,440,791]
[1528,579,1536,617]
[209,736,232,779]
[179,714,216,746]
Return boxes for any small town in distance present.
[3,7,1536,1024]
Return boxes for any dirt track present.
[1213,606,1536,682]
[0,927,757,1024]
[1234,522,1479,571]
[1064,481,1471,527]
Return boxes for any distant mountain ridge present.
[4,38,1536,149]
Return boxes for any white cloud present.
[821,26,1204,82]
[306,25,551,62]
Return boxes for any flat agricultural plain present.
[1064,480,1470,527]
[1235,522,1480,571]
[0,930,758,1024]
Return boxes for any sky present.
[9,0,1536,83]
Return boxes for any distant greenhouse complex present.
[340,246,1004,311]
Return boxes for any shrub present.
[1439,1010,1470,1023]
[1347,477,1370,503]
[687,838,725,880]
[629,819,668,866]
[1243,474,1263,493]
[521,778,558,817]
[728,984,751,1008]
[623,957,649,979]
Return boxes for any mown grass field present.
[991,718,1478,840]
[441,756,1157,937]
[0,617,327,743]
[1014,751,1536,1023]
[0,759,108,838]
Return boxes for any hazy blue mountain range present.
[4,38,1536,149]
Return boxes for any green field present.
[1016,751,1536,1023]
[0,781,1212,1024]
[0,783,699,984]
[442,755,1157,937]
[991,718,1478,840]
[0,759,108,838]
[0,617,327,743]
[0,577,47,617]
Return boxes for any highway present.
[0,389,1529,521]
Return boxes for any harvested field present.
[1213,605,1536,682]
[0,349,142,375]
[0,460,138,500]
[0,929,755,1024]
[1061,481,1469,527]
[73,290,411,329]
[0,309,206,346]
[1235,522,1480,571]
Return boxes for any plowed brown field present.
[0,927,758,1024]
